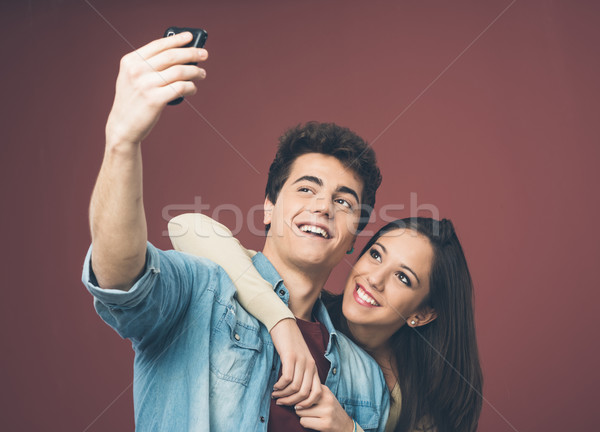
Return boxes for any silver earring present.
[410,320,416,325]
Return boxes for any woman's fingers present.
[270,318,319,403]
[294,371,323,409]
[298,416,321,430]
[275,363,315,406]
[272,352,297,392]
[295,385,355,432]
[294,385,328,417]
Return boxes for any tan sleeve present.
[168,213,295,331]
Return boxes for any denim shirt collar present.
[251,252,339,354]
[251,252,284,288]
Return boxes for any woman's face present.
[342,229,435,339]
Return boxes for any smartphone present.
[164,27,208,105]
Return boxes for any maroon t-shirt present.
[268,317,331,432]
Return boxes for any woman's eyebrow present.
[401,264,421,286]
[375,241,421,286]
[375,242,387,254]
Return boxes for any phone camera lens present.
[167,31,175,37]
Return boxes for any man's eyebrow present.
[292,175,323,186]
[374,241,421,286]
[336,186,360,204]
[292,175,360,204]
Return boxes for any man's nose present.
[309,195,332,217]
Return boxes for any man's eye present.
[335,198,352,209]
[298,187,312,193]
[396,272,411,287]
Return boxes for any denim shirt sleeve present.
[82,242,213,353]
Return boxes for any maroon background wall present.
[1,0,598,430]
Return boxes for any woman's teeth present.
[356,285,379,306]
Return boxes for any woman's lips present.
[353,283,381,307]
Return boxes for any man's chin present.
[292,249,342,269]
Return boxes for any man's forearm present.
[87,32,207,290]
[89,141,147,291]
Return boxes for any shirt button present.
[260,416,265,423]
[332,367,337,375]
[278,289,285,296]
[234,333,240,341]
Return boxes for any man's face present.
[263,153,364,272]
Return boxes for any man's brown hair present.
[265,122,382,232]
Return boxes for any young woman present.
[169,214,483,432]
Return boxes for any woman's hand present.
[105,32,207,147]
[295,385,355,432]
[270,318,322,407]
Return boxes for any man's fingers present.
[146,47,208,72]
[133,31,194,61]
[156,81,198,105]
[149,65,205,87]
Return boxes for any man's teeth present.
[300,225,329,238]
[357,286,379,306]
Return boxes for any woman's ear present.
[407,306,438,328]
[263,197,274,225]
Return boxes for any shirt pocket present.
[339,399,381,431]
[210,305,263,386]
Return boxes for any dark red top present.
[268,317,331,432]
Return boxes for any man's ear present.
[263,197,274,225]
[407,306,438,328]
[347,238,357,254]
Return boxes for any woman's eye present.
[369,248,381,262]
[397,272,411,287]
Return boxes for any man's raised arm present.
[89,32,207,291]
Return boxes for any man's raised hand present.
[105,32,207,147]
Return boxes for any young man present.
[83,32,388,431]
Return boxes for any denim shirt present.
[83,242,389,431]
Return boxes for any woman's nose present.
[367,271,386,292]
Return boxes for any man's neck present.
[261,249,331,321]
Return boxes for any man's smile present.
[297,223,331,239]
